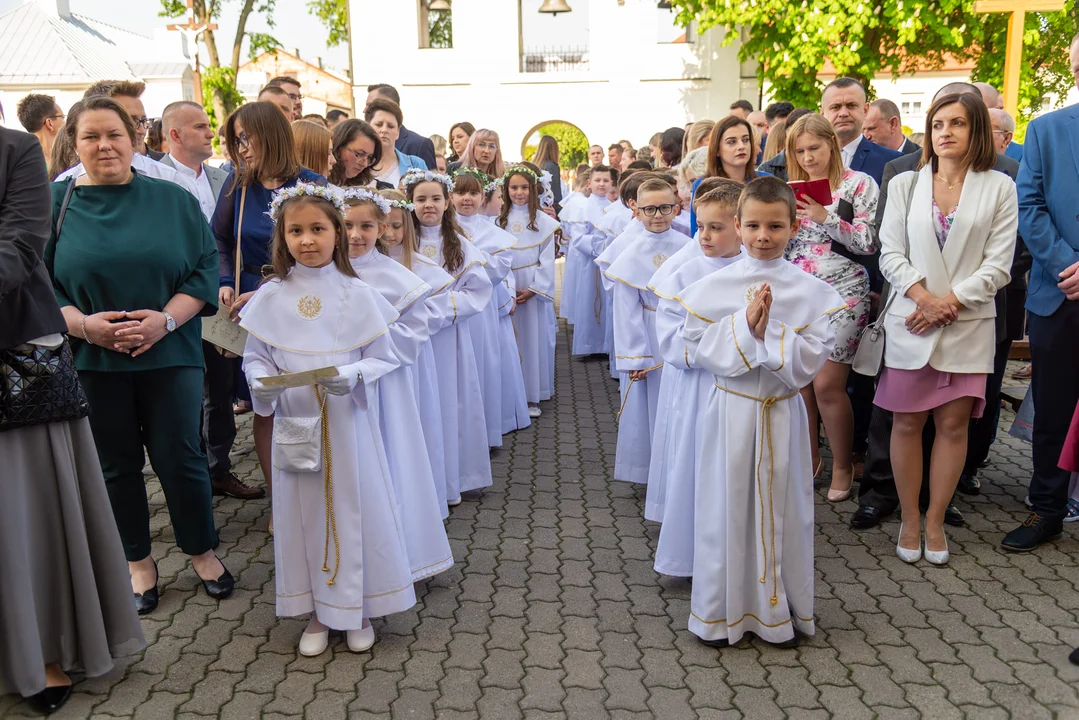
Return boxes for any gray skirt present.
[0,419,145,697]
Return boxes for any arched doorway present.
[520,120,590,169]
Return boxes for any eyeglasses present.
[991,130,1011,136]
[640,204,677,217]
[346,146,374,166]
[476,142,499,151]
[133,117,155,130]
[49,113,65,121]
[237,132,251,150]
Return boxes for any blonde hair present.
[430,133,447,156]
[377,189,416,271]
[686,120,715,151]
[762,118,786,162]
[292,119,332,177]
[786,113,844,190]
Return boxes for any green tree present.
[529,123,589,169]
[306,0,347,46]
[159,0,282,130]
[671,0,1073,115]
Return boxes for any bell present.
[428,0,451,10]
[538,0,572,15]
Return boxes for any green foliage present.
[532,123,589,168]
[306,0,348,47]
[202,65,245,134]
[672,0,1074,116]
[429,10,453,49]
[247,32,283,59]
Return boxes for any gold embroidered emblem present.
[297,295,323,320]
[511,222,523,235]
[745,282,763,304]
[421,246,438,259]
[652,253,667,269]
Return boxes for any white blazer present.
[879,165,1017,374]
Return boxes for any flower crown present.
[451,165,492,189]
[387,198,415,211]
[484,177,504,196]
[268,182,348,223]
[341,187,392,215]
[401,168,454,195]
[502,164,540,185]
[538,170,555,208]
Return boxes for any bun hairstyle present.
[497,166,540,232]
[267,195,357,282]
[377,189,415,271]
[406,179,467,274]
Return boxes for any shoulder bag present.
[851,173,918,378]
[1,179,92,432]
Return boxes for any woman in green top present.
[45,96,232,615]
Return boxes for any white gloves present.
[317,362,363,396]
[250,378,285,404]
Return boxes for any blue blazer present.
[396,126,437,171]
[1017,106,1079,316]
[396,148,428,176]
[1005,141,1024,163]
[849,138,903,186]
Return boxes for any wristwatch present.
[162,311,177,333]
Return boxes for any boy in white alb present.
[562,165,614,356]
[677,177,843,648]
[605,178,690,484]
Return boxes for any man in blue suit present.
[366,83,438,171]
[1001,34,1079,552]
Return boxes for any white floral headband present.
[538,170,555,208]
[268,182,347,223]
[387,198,415,211]
[401,168,455,195]
[341,187,392,215]
[484,177,504,196]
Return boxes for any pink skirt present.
[1061,401,1079,473]
[874,365,986,418]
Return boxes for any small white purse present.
[272,387,327,473]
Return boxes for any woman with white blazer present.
[876,92,1017,566]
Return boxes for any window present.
[418,0,453,49]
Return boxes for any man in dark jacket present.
[366,83,437,171]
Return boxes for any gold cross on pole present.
[166,0,218,106]
[973,0,1064,116]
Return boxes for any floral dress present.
[785,168,880,363]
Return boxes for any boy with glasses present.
[603,178,690,485]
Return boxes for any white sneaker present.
[298,630,329,657]
[1024,495,1034,509]
[528,406,542,418]
[448,496,462,507]
[346,624,376,652]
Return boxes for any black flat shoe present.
[957,472,981,495]
[850,504,892,530]
[699,637,729,648]
[133,560,159,615]
[1069,647,1079,666]
[27,684,72,714]
[771,636,798,649]
[943,504,965,528]
[199,565,235,600]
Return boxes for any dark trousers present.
[857,405,934,511]
[849,372,875,454]
[1028,301,1079,521]
[201,341,238,477]
[81,367,219,561]
[964,338,1013,475]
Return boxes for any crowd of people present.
[3,35,1079,711]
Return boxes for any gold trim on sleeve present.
[731,313,751,371]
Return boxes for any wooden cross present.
[973,0,1064,116]
[166,0,218,106]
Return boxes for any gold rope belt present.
[512,261,539,271]
[713,383,799,607]
[616,362,664,422]
[314,386,340,586]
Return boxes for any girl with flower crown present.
[404,170,494,504]
[239,183,415,658]
[498,165,560,414]
[377,189,455,511]
[452,167,530,436]
[342,187,454,575]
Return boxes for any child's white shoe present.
[528,406,542,418]
[346,624,376,652]
[298,630,329,657]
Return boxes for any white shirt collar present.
[841,135,863,168]
[165,154,204,179]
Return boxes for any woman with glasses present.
[212,102,329,533]
[784,113,880,503]
[329,119,385,189]
[452,129,506,178]
[364,98,427,188]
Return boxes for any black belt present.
[242,263,273,278]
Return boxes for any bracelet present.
[80,315,93,345]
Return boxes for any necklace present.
[936,173,964,190]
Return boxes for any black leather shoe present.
[27,685,72,714]
[1001,513,1063,552]
[957,472,981,495]
[771,636,798,649]
[133,560,159,615]
[1070,646,1079,666]
[199,565,235,600]
[943,504,965,527]
[699,637,729,648]
[850,504,893,530]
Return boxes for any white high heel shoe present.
[298,629,329,657]
[346,624,376,652]
[924,529,950,565]
[896,522,922,563]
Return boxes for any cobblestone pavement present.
[4,323,1079,719]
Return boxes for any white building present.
[0,0,194,126]
[348,0,757,156]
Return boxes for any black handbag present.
[0,179,91,432]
